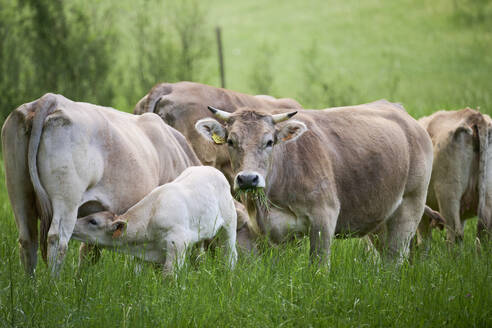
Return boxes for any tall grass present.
[0,162,490,327]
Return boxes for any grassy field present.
[1,0,492,327]
[0,163,491,327]
[204,0,492,116]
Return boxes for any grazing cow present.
[1,93,200,275]
[418,108,492,242]
[134,81,302,183]
[72,166,238,274]
[195,100,434,263]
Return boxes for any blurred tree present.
[24,0,116,105]
[298,42,358,109]
[0,0,35,123]
[0,0,212,127]
[118,0,212,110]
[248,42,276,95]
[171,0,211,81]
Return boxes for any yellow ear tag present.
[212,133,226,144]
[282,135,293,142]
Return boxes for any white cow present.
[72,166,238,273]
[1,93,200,275]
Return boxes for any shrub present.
[297,42,359,109]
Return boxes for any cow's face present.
[72,211,127,246]
[196,107,307,191]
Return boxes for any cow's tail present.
[28,94,57,262]
[475,113,490,229]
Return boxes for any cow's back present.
[134,82,302,182]
[36,94,199,213]
[268,102,432,235]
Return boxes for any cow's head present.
[195,107,307,192]
[72,211,127,246]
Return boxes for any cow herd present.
[1,81,491,277]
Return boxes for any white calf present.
[72,166,237,274]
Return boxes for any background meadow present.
[0,0,491,326]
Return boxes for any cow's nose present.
[236,173,260,189]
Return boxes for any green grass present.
[1,1,492,326]
[0,163,491,327]
[203,0,492,116]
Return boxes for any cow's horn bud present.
[208,106,232,121]
[272,111,297,123]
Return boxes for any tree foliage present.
[0,0,211,124]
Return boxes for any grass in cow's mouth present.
[235,188,269,210]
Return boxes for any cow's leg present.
[163,239,187,277]
[220,222,238,270]
[414,215,433,254]
[384,194,424,262]
[477,189,492,242]
[417,215,432,242]
[220,201,238,269]
[477,208,492,242]
[435,194,463,243]
[43,176,83,276]
[2,112,39,275]
[42,179,83,275]
[368,224,387,253]
[47,203,78,276]
[308,207,338,266]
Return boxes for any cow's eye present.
[266,140,273,148]
[227,139,234,147]
[89,219,97,226]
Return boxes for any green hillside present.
[207,0,491,116]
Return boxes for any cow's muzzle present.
[234,171,266,190]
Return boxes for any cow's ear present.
[111,220,127,239]
[455,123,473,136]
[275,120,307,144]
[195,118,227,144]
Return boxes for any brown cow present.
[195,100,434,264]
[418,108,492,242]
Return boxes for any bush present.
[117,0,212,110]
[0,0,212,125]
[452,0,492,25]
[0,0,116,125]
[297,43,359,109]
[248,43,276,95]
[0,0,36,123]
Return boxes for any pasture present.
[1,0,492,327]
[0,159,490,326]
